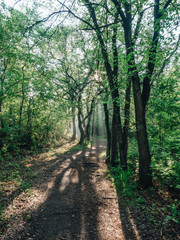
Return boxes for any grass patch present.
[66,142,88,153]
[106,164,180,228]
[109,165,137,202]
[0,159,36,210]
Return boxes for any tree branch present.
[157,34,180,77]
[56,0,94,29]
[25,10,68,32]
[80,21,122,31]
[142,0,161,109]
[111,0,126,24]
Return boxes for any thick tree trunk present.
[121,79,131,170]
[85,100,94,140]
[111,0,167,188]
[132,74,152,188]
[78,110,85,144]
[125,47,152,187]
[81,112,86,129]
[111,106,118,166]
[85,118,91,140]
[111,102,125,167]
[120,4,152,187]
[91,110,95,137]
[77,96,85,144]
[71,107,76,141]
[103,103,111,164]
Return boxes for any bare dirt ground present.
[1,139,179,240]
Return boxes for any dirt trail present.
[2,140,123,240]
[2,140,178,240]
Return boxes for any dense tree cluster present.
[0,0,179,189]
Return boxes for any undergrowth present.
[0,159,37,219]
[106,164,180,228]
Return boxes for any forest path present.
[2,139,177,240]
[3,139,125,240]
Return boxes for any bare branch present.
[157,34,180,77]
[80,21,122,31]
[25,10,68,33]
[55,0,94,29]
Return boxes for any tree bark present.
[27,99,32,145]
[132,73,152,188]
[71,106,76,140]
[78,112,85,144]
[126,38,152,188]
[77,96,85,144]
[111,104,119,166]
[121,79,131,170]
[111,1,152,187]
[103,102,111,164]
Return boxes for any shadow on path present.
[16,140,105,240]
[3,139,177,240]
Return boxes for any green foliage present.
[0,4,71,158]
[0,0,179,237]
[0,126,19,154]
[0,160,35,184]
[127,137,139,171]
[148,70,180,189]
[110,165,137,200]
[67,142,88,153]
[147,199,180,226]
[0,0,179,197]
[164,200,180,224]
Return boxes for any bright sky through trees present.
[0,1,179,238]
[0,0,178,196]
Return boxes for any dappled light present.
[0,0,179,239]
[2,140,121,239]
[1,140,179,239]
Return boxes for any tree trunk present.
[19,96,24,135]
[111,106,118,166]
[27,100,32,145]
[122,4,152,187]
[78,96,85,144]
[116,103,126,169]
[78,111,85,144]
[121,79,131,170]
[19,76,25,135]
[85,117,91,140]
[85,99,95,140]
[71,106,76,140]
[78,112,85,144]
[125,45,152,187]
[132,74,152,188]
[83,0,125,167]
[103,102,111,164]
[111,102,125,167]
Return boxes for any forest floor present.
[0,139,179,240]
